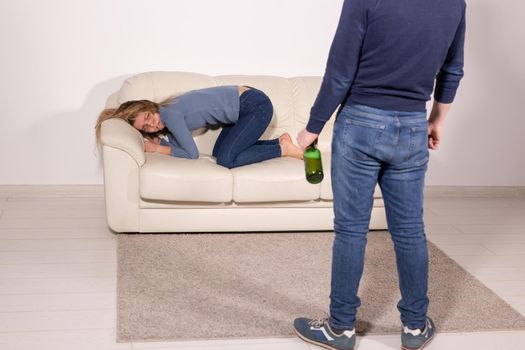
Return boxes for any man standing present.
[294,1,466,350]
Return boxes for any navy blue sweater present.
[307,0,466,134]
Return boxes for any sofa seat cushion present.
[231,158,319,203]
[140,154,233,203]
[320,153,382,200]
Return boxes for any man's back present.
[351,0,466,110]
[307,0,466,134]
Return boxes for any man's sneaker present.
[293,317,355,350]
[401,317,435,350]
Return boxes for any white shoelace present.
[308,318,328,328]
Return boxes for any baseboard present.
[0,185,523,199]
[424,186,525,198]
[0,185,104,199]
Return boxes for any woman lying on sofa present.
[96,86,303,168]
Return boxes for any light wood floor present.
[0,192,524,350]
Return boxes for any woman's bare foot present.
[279,133,304,160]
[279,132,292,144]
[238,86,250,95]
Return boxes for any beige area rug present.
[117,232,525,342]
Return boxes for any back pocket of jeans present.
[407,126,429,165]
[343,117,386,160]
[409,126,428,148]
[349,118,386,130]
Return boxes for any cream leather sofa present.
[100,72,386,233]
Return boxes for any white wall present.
[0,0,523,185]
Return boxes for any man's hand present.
[297,128,319,150]
[427,100,450,151]
[428,122,442,150]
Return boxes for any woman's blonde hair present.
[95,99,160,142]
[95,97,178,143]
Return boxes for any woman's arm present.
[143,132,197,158]
[159,111,199,159]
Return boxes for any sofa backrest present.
[107,71,337,155]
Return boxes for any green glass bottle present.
[304,141,324,184]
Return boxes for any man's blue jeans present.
[329,104,430,331]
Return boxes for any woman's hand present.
[144,138,159,153]
[145,136,160,144]
[297,128,319,150]
[144,138,172,155]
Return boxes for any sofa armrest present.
[100,118,146,166]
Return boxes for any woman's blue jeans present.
[212,88,281,168]
[329,104,430,331]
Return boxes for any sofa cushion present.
[140,153,233,203]
[231,158,319,203]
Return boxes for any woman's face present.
[133,111,164,133]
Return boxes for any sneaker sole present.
[294,328,354,350]
[401,333,435,350]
